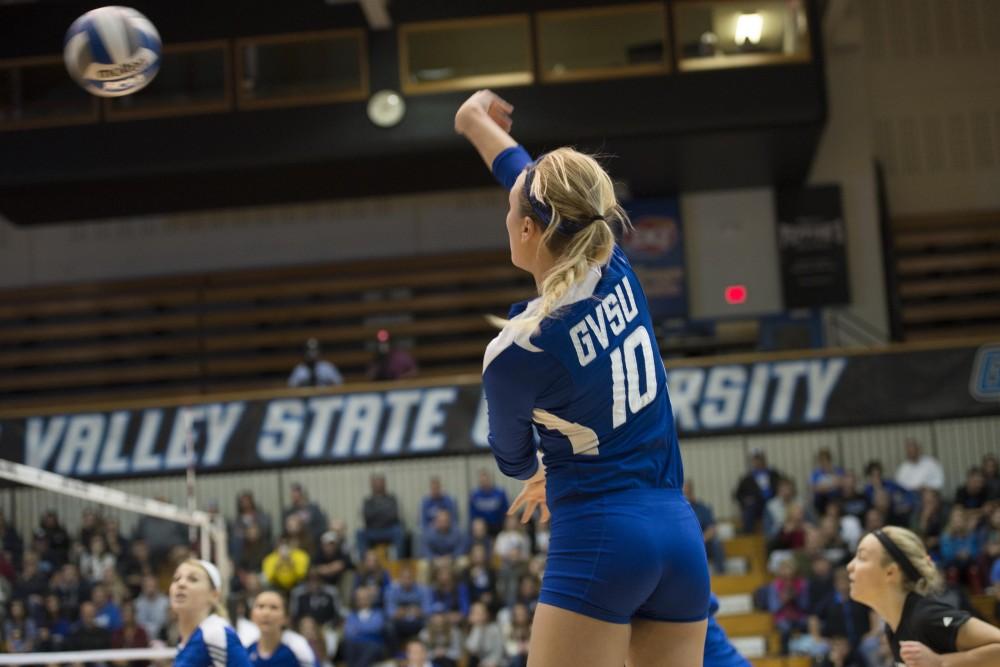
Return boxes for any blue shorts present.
[540,487,711,625]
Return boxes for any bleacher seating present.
[892,210,1000,340]
[0,250,535,406]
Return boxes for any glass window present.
[400,15,533,94]
[0,57,98,130]
[673,0,811,71]
[107,42,231,120]
[537,3,669,83]
[237,29,367,109]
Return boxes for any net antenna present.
[0,458,229,594]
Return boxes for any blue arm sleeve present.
[491,145,533,191]
[483,346,562,480]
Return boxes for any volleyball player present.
[704,595,751,667]
[847,526,1000,666]
[171,559,251,667]
[455,89,710,667]
[246,590,318,667]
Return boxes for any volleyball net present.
[0,458,230,665]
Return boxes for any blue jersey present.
[248,630,318,667]
[175,615,251,667]
[484,146,683,505]
[704,596,751,667]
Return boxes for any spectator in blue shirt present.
[420,510,467,562]
[91,585,123,632]
[684,480,726,575]
[384,563,432,642]
[420,477,459,533]
[810,448,845,515]
[469,470,509,537]
[342,586,388,667]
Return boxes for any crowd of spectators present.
[710,438,1000,667]
[0,469,551,667]
[3,438,999,667]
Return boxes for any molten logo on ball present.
[64,6,161,98]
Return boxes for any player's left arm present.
[900,619,1000,667]
[483,356,541,482]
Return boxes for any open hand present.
[508,466,549,524]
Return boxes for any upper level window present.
[237,29,368,109]
[400,15,533,95]
[0,56,98,130]
[107,42,231,120]
[537,3,670,83]
[674,0,811,71]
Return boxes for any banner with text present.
[3,343,998,480]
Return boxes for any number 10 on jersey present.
[610,326,658,428]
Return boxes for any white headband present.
[197,560,222,590]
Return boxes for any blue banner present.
[621,198,687,320]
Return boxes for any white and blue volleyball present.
[64,6,161,97]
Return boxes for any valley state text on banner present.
[3,343,999,480]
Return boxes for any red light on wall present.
[724,284,748,305]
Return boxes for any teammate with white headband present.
[171,559,252,667]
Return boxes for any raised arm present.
[454,89,518,170]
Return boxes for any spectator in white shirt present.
[894,438,945,492]
[134,575,169,641]
[288,338,343,388]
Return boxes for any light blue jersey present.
[175,615,252,667]
[484,146,683,505]
[248,630,318,667]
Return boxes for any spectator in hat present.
[289,338,343,388]
[734,450,783,534]
[313,530,354,588]
[367,329,418,381]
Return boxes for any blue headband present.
[522,164,602,236]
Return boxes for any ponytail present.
[498,147,627,331]
[878,526,944,595]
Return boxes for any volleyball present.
[63,6,161,97]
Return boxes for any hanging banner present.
[621,198,687,320]
[775,184,850,308]
[2,343,997,480]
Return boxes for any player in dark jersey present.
[171,559,251,667]
[847,526,1000,666]
[246,590,318,667]
[455,89,709,667]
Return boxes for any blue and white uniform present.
[484,146,710,624]
[175,614,252,667]
[248,630,319,667]
[704,596,751,667]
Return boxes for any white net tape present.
[0,648,177,665]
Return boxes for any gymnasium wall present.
[5,414,999,545]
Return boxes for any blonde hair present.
[505,148,628,330]
[180,559,229,621]
[878,526,944,595]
